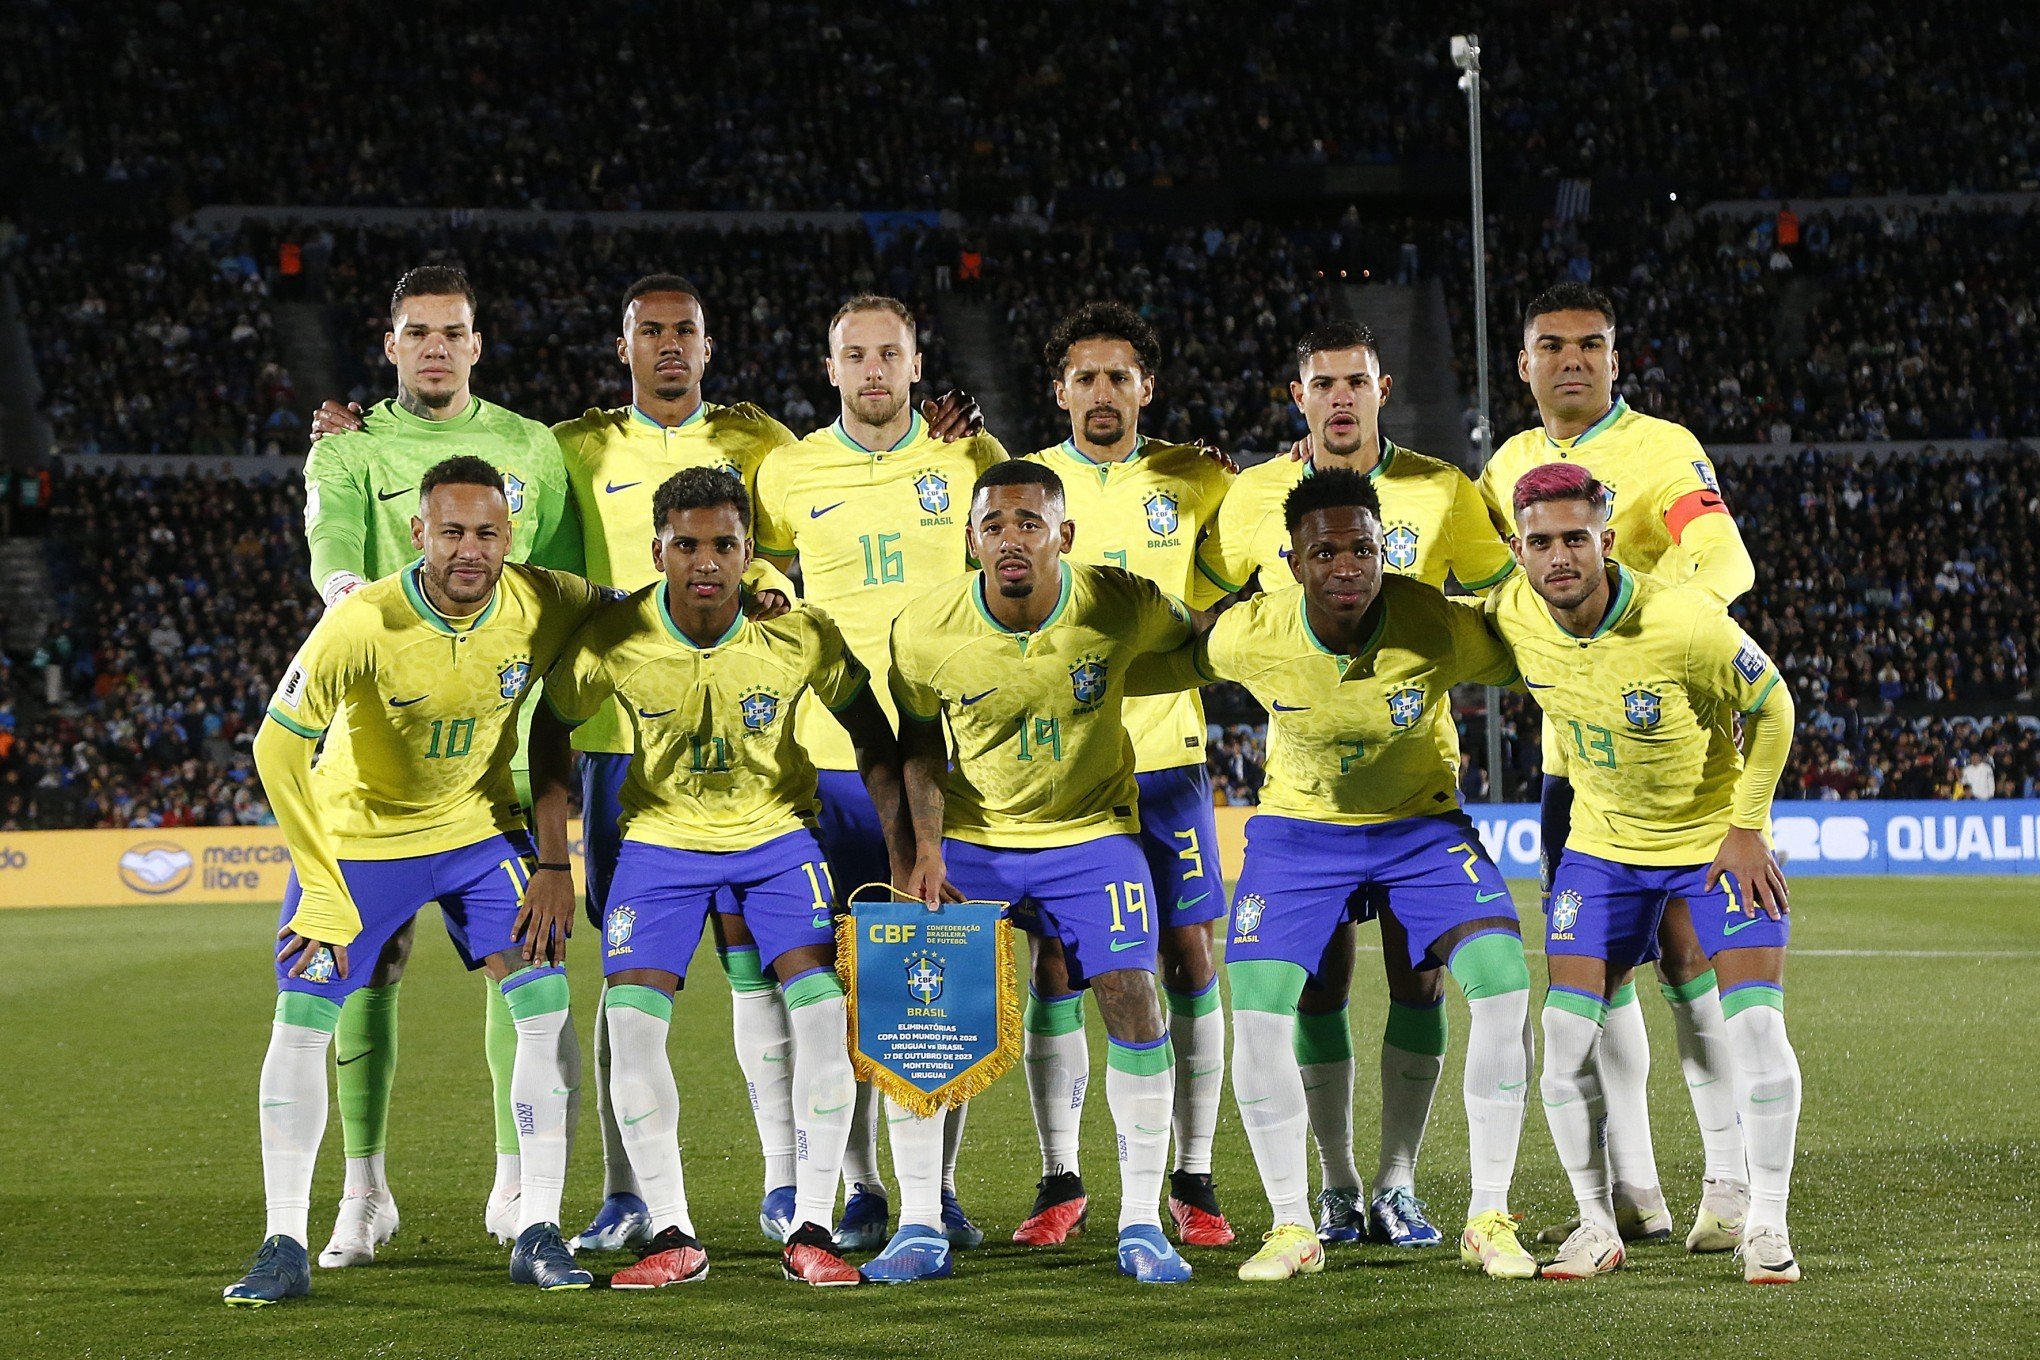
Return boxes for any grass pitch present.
[4,879,2037,1359]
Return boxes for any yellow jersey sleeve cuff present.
[755,534,796,558]
[897,704,942,724]
[1741,674,1782,713]
[1458,559,1517,591]
[1195,556,1242,595]
[822,672,871,714]
[541,690,587,728]
[266,707,324,740]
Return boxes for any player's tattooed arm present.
[836,688,916,893]
[897,714,964,908]
[922,389,984,442]
[515,703,577,966]
[1711,673,1795,920]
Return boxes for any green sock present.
[485,980,520,1156]
[336,983,400,1159]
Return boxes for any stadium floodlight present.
[1452,32,1504,802]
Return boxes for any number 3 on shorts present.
[1106,880,1149,935]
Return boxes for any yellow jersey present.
[543,591,870,854]
[890,562,1193,848]
[1022,437,1233,772]
[265,562,606,858]
[1201,441,1516,597]
[1486,566,1784,864]
[553,401,798,755]
[753,413,1008,770]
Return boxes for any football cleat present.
[834,1183,891,1253]
[861,1224,953,1283]
[1685,1178,1749,1254]
[757,1185,797,1244]
[608,1225,710,1289]
[1167,1170,1237,1247]
[1238,1224,1325,1281]
[485,1187,523,1245]
[1739,1227,1801,1284]
[782,1223,863,1286]
[1116,1224,1193,1283]
[1012,1171,1089,1246]
[941,1189,984,1248]
[318,1186,399,1268]
[1459,1210,1538,1279]
[508,1223,594,1291]
[1316,1186,1367,1245]
[222,1234,311,1307]
[1541,1222,1625,1280]
[572,1191,651,1253]
[1535,1190,1675,1245]
[1369,1186,1444,1247]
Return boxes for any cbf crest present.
[1623,687,1662,730]
[740,689,782,732]
[1386,686,1425,728]
[1144,491,1179,537]
[1233,893,1266,939]
[905,950,946,1005]
[606,905,637,951]
[498,660,532,700]
[1550,889,1582,937]
[915,470,950,515]
[1383,524,1420,571]
[301,946,338,985]
[1070,655,1110,707]
[501,472,527,514]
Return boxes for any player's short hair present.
[418,455,506,504]
[1293,321,1380,373]
[829,295,917,348]
[1283,465,1382,535]
[1522,282,1615,333]
[653,465,751,532]
[621,274,703,326]
[1042,301,1162,378]
[972,458,1065,512]
[390,265,477,324]
[1512,461,1611,518]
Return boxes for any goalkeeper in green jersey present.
[299,265,581,1267]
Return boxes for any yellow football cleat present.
[1685,1177,1749,1254]
[1237,1224,1326,1281]
[1459,1210,1538,1279]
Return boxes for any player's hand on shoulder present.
[276,924,349,980]
[1285,435,1314,463]
[320,572,368,610]
[923,389,984,441]
[309,400,366,443]
[1190,439,1240,474]
[743,586,792,621]
[514,866,577,966]
[1707,826,1789,920]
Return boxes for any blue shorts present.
[943,834,1155,987]
[277,831,535,1004]
[1135,766,1228,929]
[1229,813,1516,974]
[580,751,632,927]
[816,768,892,901]
[1545,850,1784,964]
[1679,864,1791,956]
[603,829,837,982]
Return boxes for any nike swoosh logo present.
[1109,938,1146,952]
[336,1050,374,1066]
[1177,891,1211,910]
[1751,1092,1789,1104]
[810,502,846,518]
[763,1054,788,1064]
[1526,680,1555,690]
[1498,1079,1528,1091]
[1689,1077,1718,1089]
[814,1101,852,1115]
[376,489,409,501]
[1722,916,1763,936]
[260,1098,294,1108]
[961,689,997,705]
[552,1087,574,1096]
[1400,1070,1437,1082]
[1302,1081,1330,1092]
[1189,1065,1222,1079]
[623,1110,655,1126]
[390,695,429,707]
[1542,1097,1574,1109]
[1238,1096,1270,1106]
[1270,701,1310,712]
[1134,1123,1166,1135]
[638,707,675,719]
[1475,890,1509,903]
[811,914,833,929]
[605,480,643,494]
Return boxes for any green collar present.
[657,582,744,649]
[1058,434,1145,468]
[831,410,924,455]
[630,401,707,431]
[1545,398,1627,451]
[1299,589,1387,661]
[974,561,1071,635]
[385,395,482,432]
[403,562,498,634]
[1552,563,1637,641]
[1305,436,1395,480]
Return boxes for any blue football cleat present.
[1117,1224,1193,1283]
[222,1234,311,1307]
[1316,1186,1366,1245]
[572,1192,651,1253]
[510,1223,594,1290]
[1370,1186,1445,1247]
[834,1183,891,1253]
[861,1224,954,1283]
[758,1185,798,1243]
[940,1189,984,1249]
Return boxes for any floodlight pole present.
[1454,33,1505,803]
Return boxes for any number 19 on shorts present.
[1106,880,1149,936]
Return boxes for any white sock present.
[1378,1044,1443,1192]
[1233,1009,1312,1228]
[1598,986,1663,1203]
[1664,977,1748,1185]
[1726,997,1801,1234]
[1166,984,1224,1176]
[942,1103,968,1196]
[727,973,797,1193]
[1294,1006,1360,1191]
[1461,990,1531,1217]
[343,1151,387,1196]
[1106,1039,1175,1231]
[842,1080,888,1196]
[260,1021,333,1246]
[1024,996,1088,1176]
[605,998,695,1237]
[490,1153,520,1201]
[885,1097,946,1229]
[507,982,579,1233]
[592,991,641,1200]
[788,992,857,1233]
[1540,1002,1615,1233]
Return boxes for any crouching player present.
[1489,463,1800,1284]
[537,467,914,1287]
[1136,467,1538,1281]
[226,457,606,1305]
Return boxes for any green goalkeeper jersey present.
[303,396,582,596]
